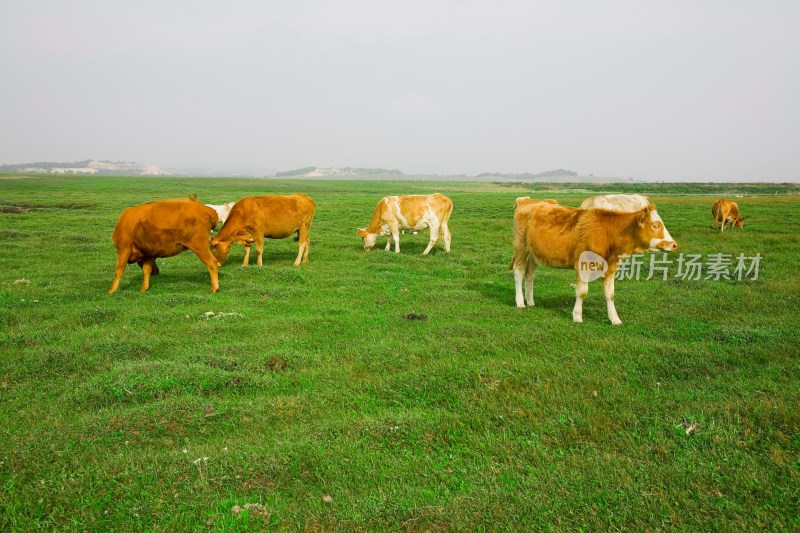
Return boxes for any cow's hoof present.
[611,320,623,326]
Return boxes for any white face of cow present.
[646,210,677,251]
[357,229,379,251]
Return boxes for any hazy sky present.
[1,1,798,180]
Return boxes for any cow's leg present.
[422,221,440,255]
[242,243,251,266]
[512,251,528,308]
[254,236,265,267]
[140,258,156,292]
[384,237,391,251]
[185,242,220,293]
[524,257,537,307]
[294,224,310,266]
[442,222,451,253]
[572,274,588,323]
[390,223,400,253]
[108,251,130,294]
[603,272,622,326]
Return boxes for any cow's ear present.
[357,228,368,238]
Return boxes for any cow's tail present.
[442,198,454,226]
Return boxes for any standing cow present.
[210,194,315,267]
[712,199,744,232]
[108,200,220,294]
[511,202,677,325]
[357,193,453,254]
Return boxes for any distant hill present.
[0,159,165,176]
[476,169,580,180]
[274,166,404,178]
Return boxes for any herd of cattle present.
[108,192,745,325]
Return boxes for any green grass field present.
[1,175,798,531]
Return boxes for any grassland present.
[0,175,798,531]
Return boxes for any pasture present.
[1,175,798,531]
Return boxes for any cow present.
[108,199,220,294]
[580,194,653,212]
[205,202,236,227]
[712,199,744,232]
[210,194,315,267]
[510,202,677,325]
[357,193,453,254]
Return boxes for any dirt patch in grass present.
[264,354,289,372]
[0,203,95,213]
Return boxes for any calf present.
[210,194,315,267]
[357,193,453,254]
[580,194,653,212]
[511,202,677,325]
[712,199,744,232]
[109,200,220,294]
[205,202,236,227]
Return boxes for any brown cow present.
[210,194,315,267]
[357,194,453,254]
[108,200,220,294]
[511,202,677,325]
[712,199,744,232]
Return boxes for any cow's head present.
[211,231,255,263]
[209,236,230,264]
[357,228,378,251]
[734,217,745,228]
[637,206,677,252]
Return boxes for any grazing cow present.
[510,202,677,325]
[109,200,220,294]
[712,199,744,232]
[210,194,315,267]
[357,193,453,254]
[205,202,236,227]
[580,194,653,212]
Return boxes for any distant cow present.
[580,194,653,212]
[514,197,558,208]
[510,202,677,325]
[712,199,744,232]
[205,202,236,227]
[210,194,315,267]
[109,200,220,294]
[357,194,453,254]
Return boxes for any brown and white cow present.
[210,194,315,267]
[357,193,453,254]
[510,202,677,325]
[580,194,653,212]
[205,201,236,227]
[712,199,744,232]
[108,199,220,294]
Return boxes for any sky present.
[1,1,798,180]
